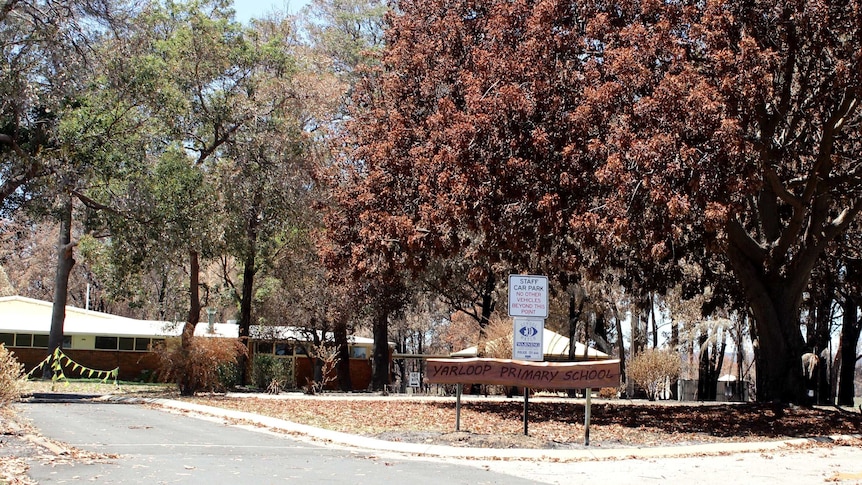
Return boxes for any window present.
[95,336,118,350]
[134,338,151,351]
[350,346,368,359]
[3,334,70,348]
[275,342,293,356]
[15,334,32,347]
[256,342,273,354]
[118,337,135,351]
[32,334,49,348]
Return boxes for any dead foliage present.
[155,337,247,395]
[0,344,25,407]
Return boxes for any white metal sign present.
[409,372,421,388]
[508,274,549,318]
[512,317,544,361]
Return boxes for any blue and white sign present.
[513,317,544,361]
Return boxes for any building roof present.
[250,324,377,346]
[450,328,610,359]
[0,295,238,338]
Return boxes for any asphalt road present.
[20,401,539,485]
[18,398,862,485]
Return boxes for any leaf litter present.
[187,396,862,450]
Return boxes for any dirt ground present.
[187,394,862,450]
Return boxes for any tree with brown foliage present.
[577,0,862,403]
[336,0,862,404]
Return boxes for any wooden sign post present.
[427,358,621,445]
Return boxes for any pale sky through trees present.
[232,0,307,23]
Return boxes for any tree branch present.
[726,217,767,264]
[0,0,20,23]
[70,189,122,216]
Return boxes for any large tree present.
[578,0,862,403]
[89,0,265,393]
[325,0,590,335]
[300,0,387,81]
[336,0,862,404]
[213,15,342,385]
[0,0,143,376]
[1,0,88,213]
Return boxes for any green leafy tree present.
[215,15,342,385]
[89,0,256,393]
[300,0,386,79]
[0,0,143,376]
[0,0,101,213]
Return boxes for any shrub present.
[627,348,680,401]
[0,344,25,407]
[155,337,247,395]
[598,386,620,399]
[252,354,293,391]
[216,361,241,389]
[303,345,339,395]
[480,315,514,359]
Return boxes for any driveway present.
[17,397,862,485]
[20,400,538,484]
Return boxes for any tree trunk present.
[837,294,861,406]
[179,249,201,396]
[397,334,407,393]
[157,273,169,320]
[567,290,585,360]
[736,315,746,397]
[566,289,585,397]
[713,334,727,398]
[670,319,680,400]
[478,272,496,333]
[746,294,806,403]
[726,227,809,404]
[593,312,611,353]
[237,251,255,385]
[649,292,658,349]
[371,306,390,391]
[334,316,352,392]
[44,194,75,379]
[614,304,626,395]
[697,333,714,401]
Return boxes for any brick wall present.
[12,345,379,388]
[9,347,161,381]
[293,356,373,391]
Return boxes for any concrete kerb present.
[103,396,853,462]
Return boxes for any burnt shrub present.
[155,337,247,395]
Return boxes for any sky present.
[232,0,310,24]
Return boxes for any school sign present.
[426,357,621,389]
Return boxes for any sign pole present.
[584,387,592,446]
[523,387,529,436]
[456,383,462,432]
